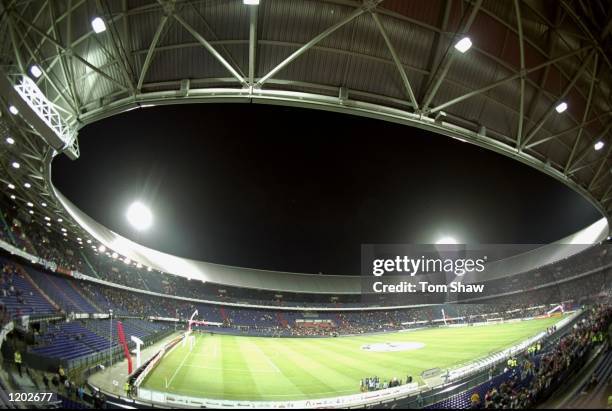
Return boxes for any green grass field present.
[142,317,561,401]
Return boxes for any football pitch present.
[142,317,561,401]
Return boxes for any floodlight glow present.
[57,218,63,223]
[243,0,260,4]
[7,183,15,189]
[126,202,153,231]
[111,252,118,259]
[10,195,15,200]
[6,137,14,145]
[24,182,31,188]
[454,37,472,53]
[30,65,43,78]
[594,141,604,151]
[11,161,20,169]
[44,216,50,221]
[8,106,18,115]
[29,210,34,215]
[26,202,33,207]
[98,245,106,253]
[41,202,47,207]
[555,102,567,113]
[436,236,458,245]
[91,17,106,33]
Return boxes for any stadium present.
[0,0,611,409]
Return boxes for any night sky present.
[52,104,601,275]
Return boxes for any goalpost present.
[486,317,504,324]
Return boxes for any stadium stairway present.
[276,312,289,328]
[24,268,98,313]
[567,349,612,408]
[78,249,100,279]
[0,260,58,318]
[219,307,229,323]
[17,264,60,311]
[69,281,102,312]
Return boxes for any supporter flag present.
[117,321,133,374]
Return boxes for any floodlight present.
[436,236,458,245]
[8,106,18,115]
[41,202,47,207]
[555,102,567,113]
[7,183,15,189]
[24,182,31,188]
[6,137,14,145]
[111,252,118,259]
[126,201,153,231]
[91,17,106,33]
[10,195,16,200]
[29,210,34,215]
[26,202,33,207]
[57,218,63,223]
[454,37,472,53]
[30,65,43,78]
[594,141,604,151]
[98,245,107,253]
[11,161,20,169]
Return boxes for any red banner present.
[117,321,133,374]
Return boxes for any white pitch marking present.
[167,347,192,388]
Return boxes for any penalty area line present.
[166,349,191,389]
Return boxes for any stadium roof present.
[0,0,611,291]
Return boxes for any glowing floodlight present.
[555,102,567,113]
[91,17,106,33]
[594,141,604,151]
[126,202,153,231]
[30,65,43,78]
[436,236,458,245]
[454,37,472,53]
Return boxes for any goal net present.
[486,317,504,324]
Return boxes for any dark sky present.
[52,103,601,275]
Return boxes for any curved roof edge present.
[52,175,608,295]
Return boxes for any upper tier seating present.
[0,259,57,319]
[25,266,98,313]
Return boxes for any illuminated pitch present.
[141,316,561,401]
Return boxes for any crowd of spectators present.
[1,194,610,312]
[469,304,611,409]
